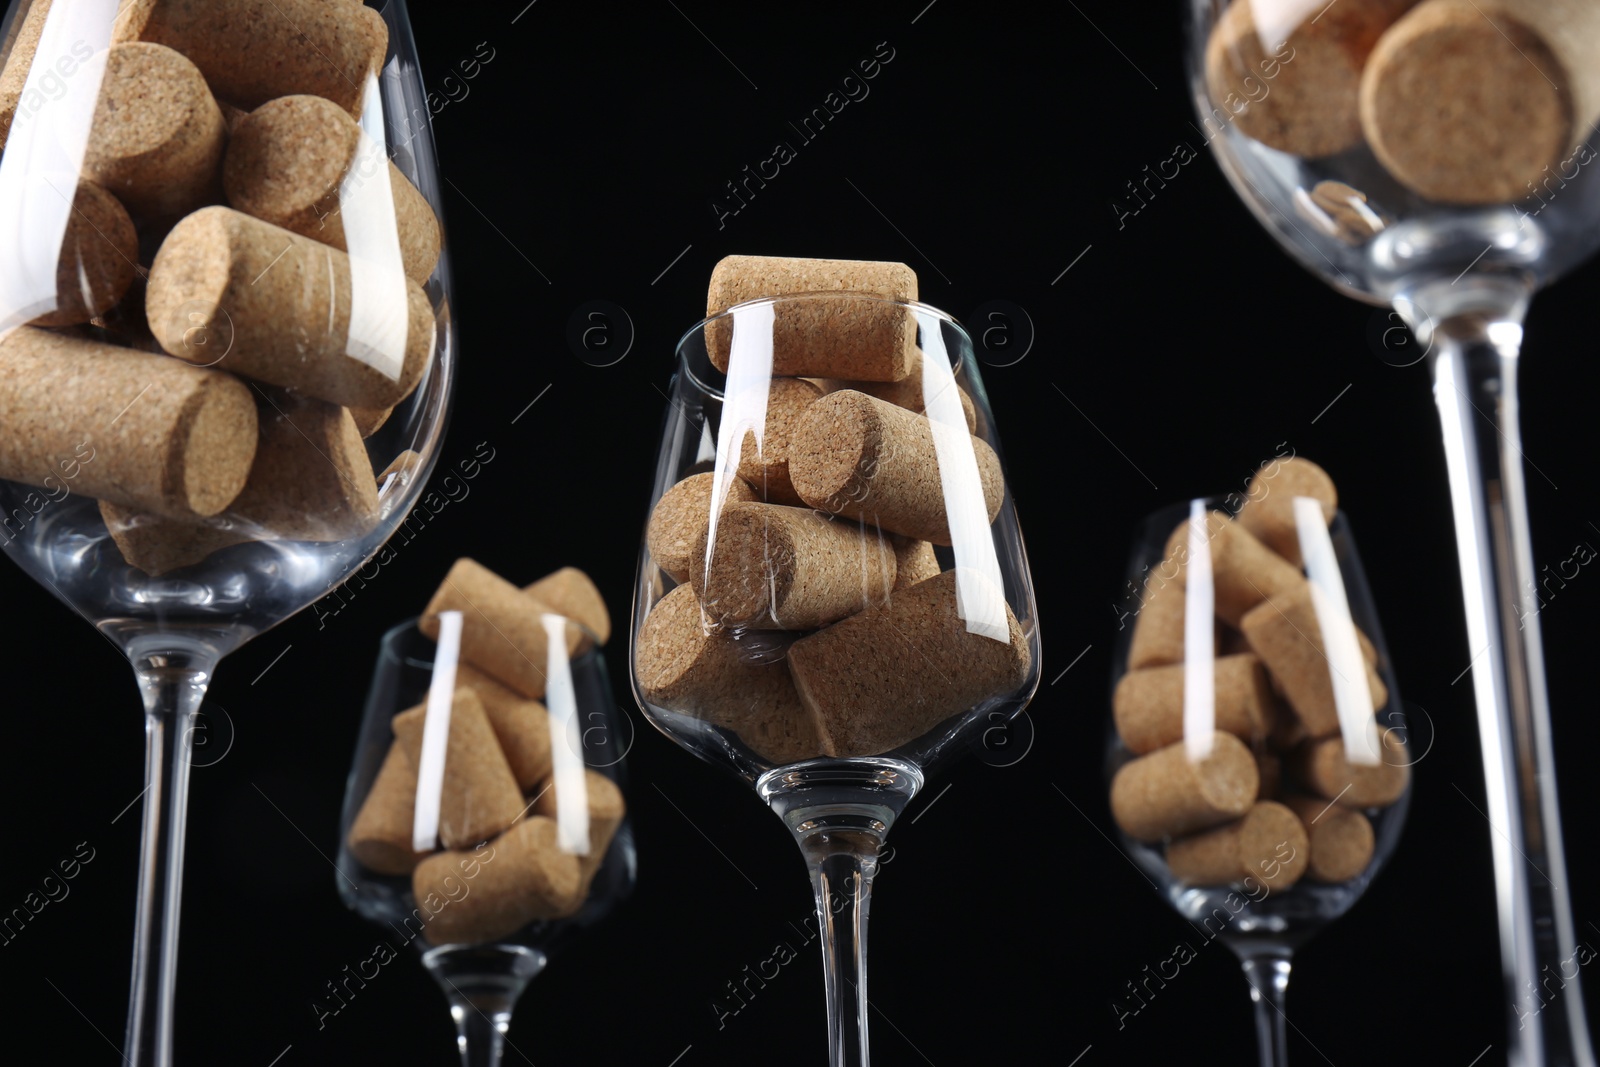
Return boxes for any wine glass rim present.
[378,612,603,671]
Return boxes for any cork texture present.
[1172,512,1308,627]
[0,0,50,150]
[822,347,978,433]
[736,377,823,505]
[646,471,757,583]
[1241,588,1388,738]
[1236,457,1337,568]
[532,769,626,916]
[99,500,249,576]
[412,817,580,945]
[524,566,611,646]
[391,687,525,850]
[1113,652,1274,755]
[350,403,393,439]
[891,537,941,590]
[453,664,553,790]
[30,182,138,327]
[1109,730,1259,843]
[1165,800,1309,888]
[1285,793,1376,882]
[1128,582,1186,670]
[346,739,428,876]
[419,557,581,700]
[1296,731,1409,808]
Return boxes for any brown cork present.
[705,255,917,380]
[693,501,896,630]
[350,404,393,438]
[523,566,611,646]
[146,206,435,410]
[31,182,138,327]
[1284,793,1376,882]
[1113,653,1274,756]
[789,390,1005,546]
[118,0,388,117]
[83,43,224,221]
[391,688,525,850]
[634,583,824,765]
[1361,0,1600,203]
[1110,730,1259,843]
[0,327,255,517]
[0,0,50,150]
[376,448,421,490]
[1256,750,1283,799]
[223,94,442,284]
[1205,0,1418,157]
[1241,587,1388,738]
[1300,180,1389,244]
[1294,731,1409,808]
[1171,511,1308,627]
[1127,582,1187,671]
[823,347,977,433]
[787,569,1031,758]
[646,471,757,584]
[531,768,625,914]
[735,376,824,505]
[99,501,247,576]
[1166,800,1310,888]
[346,739,429,876]
[453,664,553,790]
[420,558,580,701]
[1236,457,1337,568]
[892,537,940,590]
[412,817,580,946]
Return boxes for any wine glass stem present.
[423,944,545,1067]
[124,650,215,1067]
[1240,954,1291,1067]
[799,827,881,1067]
[1430,313,1596,1067]
[449,1001,512,1067]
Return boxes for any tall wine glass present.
[629,293,1041,1066]
[1190,3,1600,1062]
[0,2,454,1062]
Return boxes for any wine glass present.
[1190,3,1599,1061]
[1106,489,1411,1067]
[628,292,1041,1066]
[337,615,636,1067]
[0,2,454,1062]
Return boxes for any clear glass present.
[0,2,455,1062]
[628,294,1041,1065]
[1188,4,1599,1062]
[337,618,636,1067]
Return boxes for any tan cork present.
[822,347,977,433]
[1240,587,1388,738]
[1236,457,1338,568]
[634,583,824,765]
[892,537,940,590]
[1128,582,1187,670]
[146,206,435,410]
[420,558,581,700]
[1284,793,1376,882]
[1294,731,1409,808]
[0,327,256,517]
[1256,750,1283,799]
[453,664,553,790]
[1170,511,1308,627]
[99,500,248,576]
[0,0,50,150]
[1361,0,1600,203]
[391,687,525,850]
[789,390,1004,546]
[787,569,1031,758]
[523,566,611,646]
[412,816,580,946]
[1113,652,1275,755]
[31,182,138,327]
[83,43,224,221]
[531,768,625,915]
[1166,800,1310,888]
[1109,730,1259,843]
[376,448,421,490]
[646,471,757,584]
[350,404,393,439]
[346,739,429,876]
[223,94,441,283]
[736,376,823,505]
[705,255,917,380]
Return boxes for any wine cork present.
[452,664,553,790]
[350,404,393,439]
[1127,583,1186,670]
[892,537,940,590]
[1205,0,1418,158]
[646,471,757,583]
[346,739,429,875]
[1113,653,1274,756]
[146,206,435,410]
[412,817,580,946]
[1284,793,1376,882]
[735,377,824,505]
[1256,750,1283,799]
[1236,457,1337,568]
[523,566,611,645]
[1361,0,1600,203]
[419,558,580,700]
[118,0,388,117]
[83,44,225,221]
[693,502,896,630]
[0,327,256,517]
[635,583,823,765]
[30,182,139,327]
[1170,511,1308,626]
[0,0,50,150]
[1294,732,1409,808]
[787,569,1031,758]
[1165,800,1310,888]
[823,347,978,434]
[99,501,246,576]
[531,769,625,911]
[789,390,1004,546]
[223,95,442,283]
[1109,731,1259,843]
[1240,588,1388,737]
[705,255,917,380]
[391,688,525,850]
[376,448,421,490]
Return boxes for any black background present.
[5,2,1600,1064]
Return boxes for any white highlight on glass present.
[1294,496,1382,765]
[342,70,409,381]
[1250,0,1327,52]
[705,300,774,592]
[542,613,592,855]
[412,610,463,852]
[1183,500,1217,761]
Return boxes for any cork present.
[1166,800,1311,888]
[223,94,442,284]
[1169,511,1308,627]
[892,537,941,590]
[1236,457,1337,568]
[217,100,248,134]
[531,768,626,912]
[99,501,246,576]
[1294,732,1409,808]
[705,255,917,380]
[1110,731,1259,843]
[1205,0,1418,158]
[391,688,525,850]
[453,664,553,790]
[350,404,394,439]
[118,0,388,117]
[523,566,611,645]
[735,377,824,505]
[634,583,824,765]
[419,558,581,700]
[346,739,429,876]
[789,390,1005,546]
[1256,750,1283,800]
[787,569,1031,758]
[693,502,896,630]
[0,0,50,150]
[1113,653,1274,756]
[31,182,139,327]
[1284,793,1377,882]
[1361,0,1600,203]
[376,448,422,491]
[83,44,224,221]
[1240,588,1389,738]
[412,817,581,946]
[0,327,256,517]
[1127,583,1186,671]
[823,347,977,433]
[146,206,435,410]
[646,471,757,583]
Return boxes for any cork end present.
[788,389,881,514]
[634,583,711,702]
[646,471,757,584]
[174,372,258,516]
[224,94,358,237]
[147,205,237,362]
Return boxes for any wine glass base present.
[756,757,923,837]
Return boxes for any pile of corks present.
[1109,459,1407,891]
[0,0,440,574]
[635,254,1032,764]
[1208,0,1600,203]
[346,561,626,946]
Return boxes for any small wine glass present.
[1107,493,1411,1067]
[629,293,1041,1066]
[0,2,454,1062]
[1190,3,1599,1060]
[337,615,636,1067]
